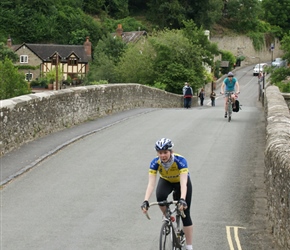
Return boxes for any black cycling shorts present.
[156,176,193,227]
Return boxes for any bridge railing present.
[264,85,290,249]
[0,84,197,156]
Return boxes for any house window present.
[20,55,28,63]
[25,72,33,81]
[52,58,57,65]
[68,58,78,65]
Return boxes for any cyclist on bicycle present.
[141,138,193,250]
[221,71,240,118]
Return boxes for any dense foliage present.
[87,21,219,94]
[0,58,30,99]
[1,0,290,98]
[262,0,290,37]
[269,33,290,92]
[0,0,277,45]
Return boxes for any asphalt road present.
[1,65,279,250]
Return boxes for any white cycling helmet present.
[228,72,234,77]
[155,138,174,151]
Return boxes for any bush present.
[274,81,290,93]
[30,78,48,88]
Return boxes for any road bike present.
[145,200,186,250]
[223,91,239,122]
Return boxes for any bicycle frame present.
[145,200,186,249]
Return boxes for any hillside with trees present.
[1,0,290,99]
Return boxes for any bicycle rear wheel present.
[160,222,173,250]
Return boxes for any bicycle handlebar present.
[144,200,186,220]
[220,91,240,95]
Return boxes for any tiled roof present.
[13,43,90,63]
[112,31,147,44]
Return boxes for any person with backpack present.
[182,82,193,108]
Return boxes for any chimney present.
[7,36,12,47]
[83,36,92,58]
[116,24,123,37]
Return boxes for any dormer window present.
[20,55,28,63]
[52,58,57,65]
[68,58,78,65]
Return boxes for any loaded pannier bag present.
[233,100,240,112]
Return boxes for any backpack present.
[233,100,240,112]
[184,87,192,96]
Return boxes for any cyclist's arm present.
[144,174,157,201]
[220,82,225,94]
[180,173,188,200]
[235,81,240,93]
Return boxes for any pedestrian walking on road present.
[183,82,193,109]
[210,91,216,106]
[198,88,205,106]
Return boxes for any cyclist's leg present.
[156,178,174,214]
[231,94,236,108]
[183,177,193,249]
[224,96,228,117]
[173,178,193,250]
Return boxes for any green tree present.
[0,42,18,62]
[104,0,129,18]
[225,0,262,32]
[83,0,106,15]
[69,29,90,45]
[220,50,236,74]
[114,28,211,94]
[182,20,219,67]
[262,0,290,34]
[269,32,290,92]
[147,0,186,29]
[0,1,102,44]
[86,33,127,83]
[0,58,30,100]
[187,0,224,29]
[85,52,116,83]
[114,42,155,84]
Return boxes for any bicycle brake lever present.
[145,211,151,220]
[177,204,186,218]
[180,210,186,218]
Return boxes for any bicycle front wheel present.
[228,101,232,122]
[159,222,173,250]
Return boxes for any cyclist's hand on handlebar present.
[220,92,224,95]
[236,91,240,94]
[178,198,187,210]
[141,200,149,212]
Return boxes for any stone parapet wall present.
[0,84,196,156]
[264,86,290,248]
[282,93,290,109]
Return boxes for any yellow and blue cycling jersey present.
[149,153,189,183]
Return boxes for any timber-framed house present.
[8,37,92,84]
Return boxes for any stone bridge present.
[0,84,289,248]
